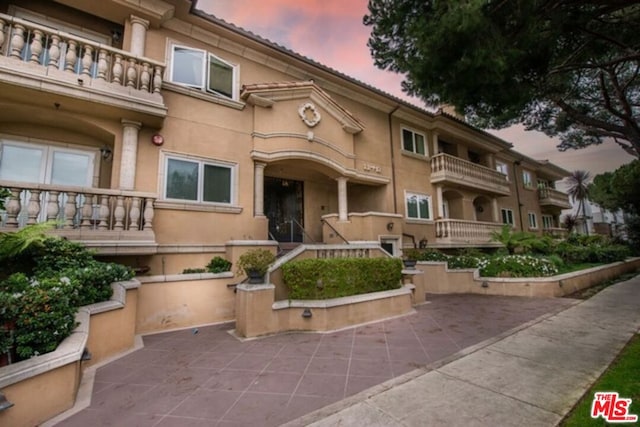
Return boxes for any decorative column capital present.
[129,15,150,30]
[254,161,267,170]
[121,119,142,130]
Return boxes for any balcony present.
[0,181,158,255]
[430,153,510,196]
[538,187,572,209]
[434,219,504,246]
[0,14,166,125]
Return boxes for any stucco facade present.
[0,0,571,274]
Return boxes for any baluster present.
[29,29,44,64]
[140,62,150,91]
[9,24,25,59]
[126,58,137,88]
[80,44,93,76]
[64,39,78,72]
[4,188,22,228]
[0,19,5,51]
[98,195,110,230]
[96,49,109,81]
[143,198,154,230]
[129,197,141,230]
[80,194,94,228]
[153,65,163,93]
[46,191,60,221]
[63,192,77,228]
[47,34,61,70]
[112,54,123,84]
[113,196,125,230]
[26,190,41,225]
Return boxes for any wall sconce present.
[481,281,489,288]
[302,308,312,318]
[476,206,484,213]
[419,238,428,249]
[386,222,394,231]
[100,146,113,162]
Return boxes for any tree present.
[589,160,640,215]
[364,1,640,157]
[566,170,591,235]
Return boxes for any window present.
[164,156,234,204]
[542,215,554,229]
[501,208,514,226]
[405,192,432,220]
[522,170,534,188]
[496,162,509,180]
[401,128,426,155]
[170,45,236,99]
[528,212,538,229]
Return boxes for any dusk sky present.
[198,0,634,177]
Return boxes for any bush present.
[479,255,559,278]
[206,256,232,273]
[56,261,132,306]
[283,257,403,299]
[555,241,630,264]
[182,268,207,274]
[237,249,276,276]
[403,248,449,262]
[447,255,486,269]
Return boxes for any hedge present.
[282,257,403,300]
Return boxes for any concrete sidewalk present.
[286,275,640,427]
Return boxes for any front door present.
[264,177,304,242]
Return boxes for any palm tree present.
[566,170,591,235]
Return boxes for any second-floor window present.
[501,208,514,226]
[496,162,509,180]
[170,45,236,99]
[402,128,426,156]
[528,212,538,229]
[522,170,534,188]
[405,192,432,220]
[164,155,234,204]
[542,215,554,229]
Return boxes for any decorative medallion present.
[298,102,321,127]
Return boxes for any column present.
[254,162,266,217]
[129,15,149,57]
[337,177,348,222]
[119,120,142,190]
[431,132,439,156]
[436,185,444,218]
[492,198,500,222]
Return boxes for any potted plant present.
[237,249,276,284]
[402,248,420,269]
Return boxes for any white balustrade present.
[0,181,156,233]
[435,219,504,243]
[0,13,164,94]
[316,248,370,258]
[538,187,571,207]
[431,153,510,192]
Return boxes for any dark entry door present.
[264,177,304,242]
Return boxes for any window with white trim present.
[401,128,426,156]
[170,45,237,99]
[496,161,509,180]
[528,212,538,229]
[501,208,514,226]
[405,192,432,220]
[542,214,554,229]
[164,156,234,204]
[522,170,534,188]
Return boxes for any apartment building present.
[0,0,571,274]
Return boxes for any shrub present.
[403,248,449,262]
[206,256,232,273]
[479,255,559,278]
[447,255,486,270]
[283,257,403,299]
[31,238,95,274]
[555,241,630,264]
[55,261,132,306]
[182,268,207,274]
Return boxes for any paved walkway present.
[48,294,575,426]
[287,275,640,427]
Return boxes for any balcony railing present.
[430,153,510,195]
[0,13,164,95]
[0,181,156,246]
[538,187,572,209]
[435,219,504,245]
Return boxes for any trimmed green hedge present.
[282,257,403,300]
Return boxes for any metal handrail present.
[321,217,349,244]
[290,217,316,243]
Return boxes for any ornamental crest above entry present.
[298,102,321,127]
